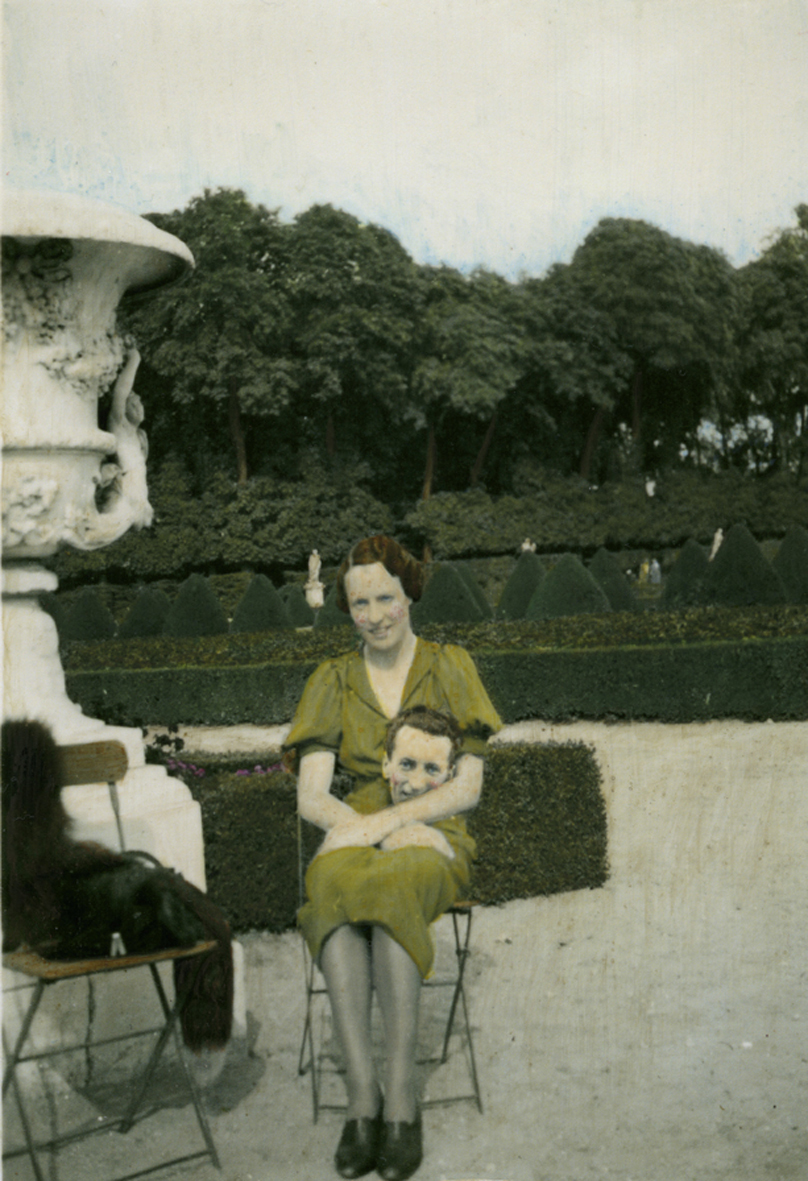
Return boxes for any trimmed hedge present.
[189,742,608,934]
[63,608,808,726]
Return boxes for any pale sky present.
[3,0,808,278]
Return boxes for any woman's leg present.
[371,926,421,1123]
[320,924,381,1120]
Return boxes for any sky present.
[3,0,808,280]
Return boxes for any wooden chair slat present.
[57,741,128,786]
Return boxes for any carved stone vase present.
[1,190,206,886]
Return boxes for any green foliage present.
[230,575,291,632]
[404,470,808,559]
[314,587,353,629]
[702,523,787,607]
[186,745,608,933]
[191,770,300,933]
[117,586,172,639]
[163,574,229,637]
[472,743,608,902]
[61,588,117,642]
[526,554,612,620]
[452,562,492,618]
[40,592,67,637]
[410,564,486,626]
[660,539,710,608]
[733,207,808,476]
[63,607,808,727]
[587,547,637,612]
[283,583,316,627]
[772,524,808,604]
[495,550,545,620]
[54,456,392,583]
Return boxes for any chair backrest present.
[57,740,128,786]
[57,739,129,850]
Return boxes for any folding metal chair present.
[2,737,222,1179]
[3,942,221,1181]
[296,817,484,1121]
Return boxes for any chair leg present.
[3,1024,47,1181]
[297,942,320,1122]
[437,908,483,1113]
[3,978,46,1097]
[118,961,221,1169]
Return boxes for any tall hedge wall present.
[63,608,808,726]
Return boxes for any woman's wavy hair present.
[335,535,425,613]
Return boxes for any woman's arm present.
[297,750,356,831]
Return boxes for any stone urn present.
[1,190,206,886]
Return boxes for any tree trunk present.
[631,366,643,441]
[326,412,336,460]
[469,409,498,488]
[228,379,249,485]
[580,405,606,480]
[421,423,436,501]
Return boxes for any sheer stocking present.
[372,926,422,1123]
[320,924,381,1120]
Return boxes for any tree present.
[123,188,293,485]
[733,205,808,477]
[283,205,422,482]
[410,267,522,498]
[550,218,736,480]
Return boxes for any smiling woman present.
[283,534,500,1180]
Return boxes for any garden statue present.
[639,558,651,584]
[305,547,325,610]
[709,527,724,561]
[520,538,537,552]
[645,477,656,498]
[649,559,662,584]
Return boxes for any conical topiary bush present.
[588,547,636,612]
[314,586,353,628]
[660,538,710,608]
[772,524,808,604]
[410,564,486,626]
[61,587,117,641]
[117,586,172,639]
[454,563,492,618]
[496,551,546,620]
[284,583,316,627]
[525,553,612,620]
[162,574,229,637]
[231,575,291,632]
[702,523,787,607]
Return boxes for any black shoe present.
[376,1108,423,1181]
[335,1112,383,1179]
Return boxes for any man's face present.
[382,725,454,802]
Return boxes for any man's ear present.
[381,754,392,781]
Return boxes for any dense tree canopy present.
[121,189,807,507]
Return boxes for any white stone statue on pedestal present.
[304,547,325,609]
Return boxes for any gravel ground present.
[5,720,808,1181]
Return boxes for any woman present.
[284,536,501,1181]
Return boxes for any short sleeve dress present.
[284,638,502,978]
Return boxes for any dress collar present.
[346,636,435,718]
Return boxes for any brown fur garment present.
[2,719,233,1051]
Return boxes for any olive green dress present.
[284,638,502,978]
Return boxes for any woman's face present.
[344,562,412,652]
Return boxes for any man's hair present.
[384,706,462,760]
[336,535,424,613]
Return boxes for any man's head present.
[382,707,462,803]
